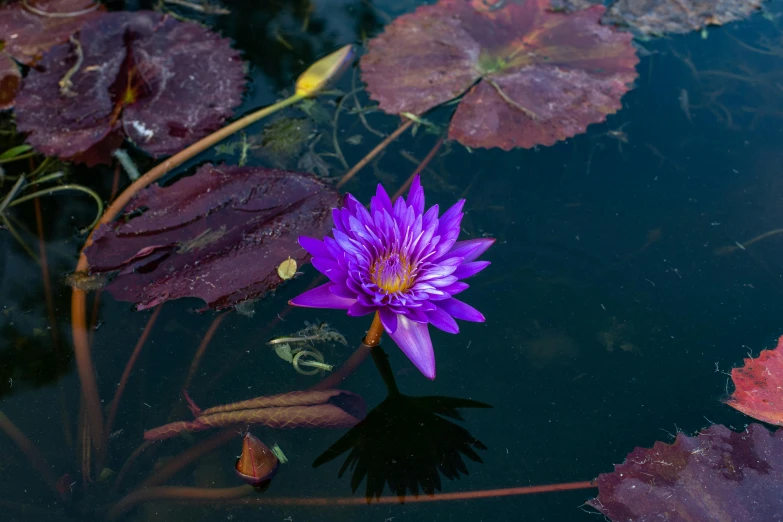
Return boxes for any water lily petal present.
[371,183,393,215]
[299,236,331,259]
[427,306,459,334]
[387,314,436,379]
[289,283,356,309]
[406,174,425,215]
[348,301,375,317]
[379,306,398,334]
[447,238,495,262]
[453,260,490,279]
[438,297,485,322]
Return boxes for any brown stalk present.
[182,312,227,392]
[104,305,163,448]
[0,410,60,495]
[70,94,305,461]
[391,136,445,200]
[336,118,414,188]
[108,480,595,519]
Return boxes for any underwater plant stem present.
[309,312,383,391]
[337,118,414,188]
[715,228,783,255]
[108,485,253,520]
[309,342,372,391]
[0,411,60,495]
[110,440,154,496]
[392,136,445,200]
[69,94,306,469]
[8,184,104,233]
[139,429,237,489]
[182,312,227,392]
[71,288,105,464]
[110,480,596,517]
[104,305,163,449]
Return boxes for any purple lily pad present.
[360,0,638,150]
[15,11,245,165]
[84,164,341,311]
[604,0,765,36]
[0,0,104,66]
[587,423,783,521]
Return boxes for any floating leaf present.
[587,424,783,520]
[15,11,245,165]
[84,164,340,311]
[0,0,104,65]
[360,0,638,150]
[726,334,783,426]
[277,257,297,280]
[604,0,765,36]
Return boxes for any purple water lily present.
[289,176,492,379]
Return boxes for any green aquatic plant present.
[259,117,313,165]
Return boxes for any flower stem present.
[363,311,384,347]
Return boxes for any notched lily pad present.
[726,334,783,426]
[83,164,340,311]
[15,11,245,165]
[0,0,104,65]
[604,0,765,36]
[360,0,638,150]
[588,424,783,521]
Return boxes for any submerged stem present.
[336,118,414,188]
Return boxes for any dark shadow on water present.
[313,345,491,501]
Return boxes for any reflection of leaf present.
[84,164,340,311]
[587,424,783,520]
[726,334,783,426]
[0,0,104,65]
[361,0,638,150]
[15,11,246,165]
[604,0,764,36]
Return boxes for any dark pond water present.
[2,0,783,520]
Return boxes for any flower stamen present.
[371,252,413,294]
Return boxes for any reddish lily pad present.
[587,424,783,520]
[84,164,340,311]
[15,11,245,165]
[604,0,765,36]
[726,334,783,426]
[0,0,104,65]
[360,0,638,150]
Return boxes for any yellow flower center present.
[371,252,413,294]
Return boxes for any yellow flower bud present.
[295,44,355,98]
